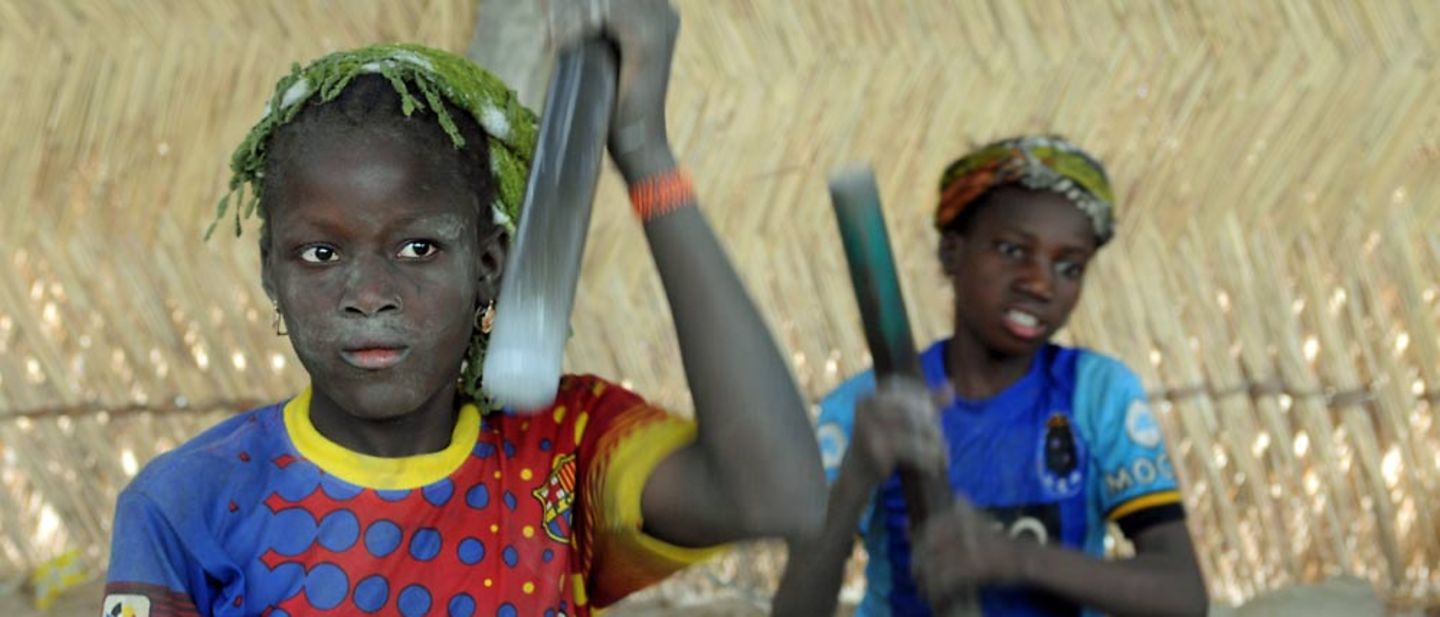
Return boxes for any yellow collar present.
[282,387,481,490]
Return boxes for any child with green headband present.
[774,136,1207,617]
[102,2,824,616]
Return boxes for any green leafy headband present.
[207,43,538,239]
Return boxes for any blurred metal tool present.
[483,38,616,412]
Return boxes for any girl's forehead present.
[974,189,1098,249]
[269,136,481,232]
[982,189,1087,227]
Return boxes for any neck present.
[307,386,460,457]
[946,326,1037,400]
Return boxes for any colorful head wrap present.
[210,43,539,406]
[936,135,1115,245]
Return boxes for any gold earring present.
[272,303,288,337]
[477,301,496,334]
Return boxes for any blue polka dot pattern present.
[319,478,364,501]
[302,563,348,610]
[458,538,485,565]
[364,520,402,557]
[316,510,359,552]
[274,461,321,501]
[422,479,454,507]
[120,382,677,616]
[410,528,443,561]
[398,584,432,617]
[465,484,490,509]
[353,575,389,613]
[269,509,319,555]
[263,561,304,600]
[377,489,412,502]
[448,593,476,617]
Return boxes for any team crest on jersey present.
[533,453,577,543]
[103,594,151,617]
[1036,413,1085,498]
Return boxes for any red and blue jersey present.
[104,375,716,617]
[816,342,1184,617]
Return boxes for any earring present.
[271,303,288,337]
[477,301,496,335]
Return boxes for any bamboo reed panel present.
[2,0,1439,610]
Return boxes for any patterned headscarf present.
[936,135,1115,245]
[209,43,539,406]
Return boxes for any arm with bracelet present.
[552,0,826,547]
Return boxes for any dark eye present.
[995,241,1025,260]
[1057,260,1086,280]
[398,240,438,259]
[299,245,339,263]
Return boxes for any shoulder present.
[556,373,635,405]
[1063,346,1147,409]
[124,402,287,513]
[814,370,877,479]
[818,369,877,424]
[491,374,649,435]
[1069,349,1167,455]
[1073,347,1143,389]
[511,374,678,454]
[1066,347,1152,439]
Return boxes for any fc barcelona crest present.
[533,453,577,543]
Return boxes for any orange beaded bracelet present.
[628,169,695,221]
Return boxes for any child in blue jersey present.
[774,136,1207,617]
[102,2,827,616]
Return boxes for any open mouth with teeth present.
[1002,308,1047,341]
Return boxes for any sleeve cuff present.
[600,417,727,563]
[588,412,727,606]
[1108,490,1186,537]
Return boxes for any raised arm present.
[552,0,826,545]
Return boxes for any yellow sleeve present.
[573,381,726,608]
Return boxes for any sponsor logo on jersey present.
[1125,399,1162,448]
[1104,453,1175,497]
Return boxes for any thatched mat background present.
[2,0,1440,613]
